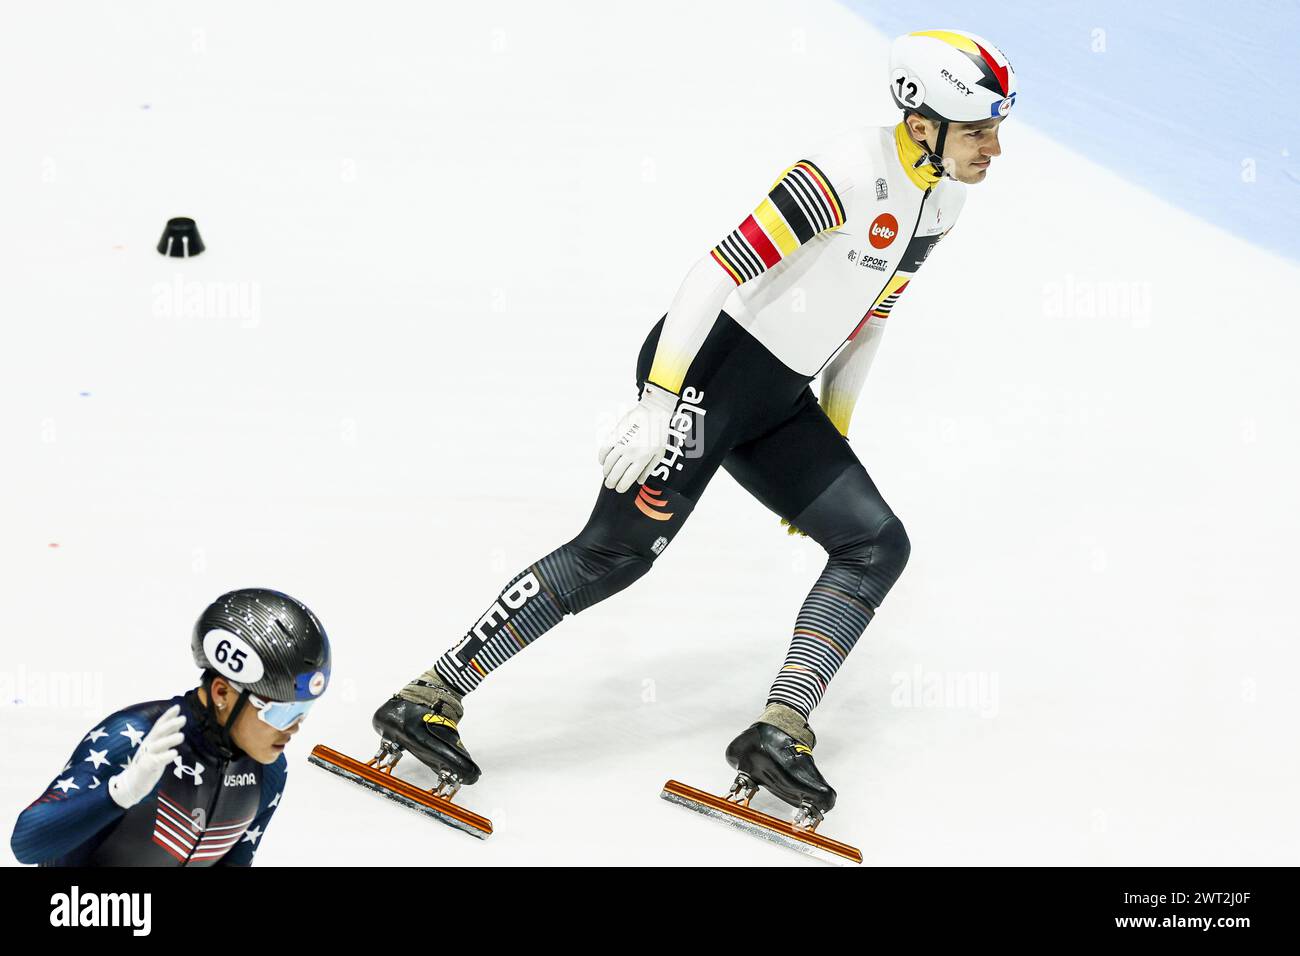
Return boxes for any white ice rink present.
[2,1,1298,866]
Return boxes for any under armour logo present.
[172,756,205,785]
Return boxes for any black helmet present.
[192,588,331,702]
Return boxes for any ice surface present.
[1,0,1296,866]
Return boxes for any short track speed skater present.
[309,695,492,839]
[661,717,861,865]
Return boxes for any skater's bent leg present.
[406,481,699,698]
[723,392,911,726]
[765,462,910,720]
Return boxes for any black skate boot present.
[310,675,493,838]
[370,693,481,797]
[724,705,835,830]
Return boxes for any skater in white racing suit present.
[377,29,1018,823]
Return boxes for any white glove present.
[108,704,186,810]
[597,382,680,493]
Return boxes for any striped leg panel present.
[434,560,566,695]
[432,537,649,696]
[766,559,876,719]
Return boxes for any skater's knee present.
[830,513,910,598]
[873,513,911,576]
[554,481,695,613]
[835,511,908,556]
[551,535,655,615]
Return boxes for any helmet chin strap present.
[916,118,952,180]
[197,670,250,760]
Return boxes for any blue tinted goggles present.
[246,692,315,730]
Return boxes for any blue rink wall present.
[841,0,1300,261]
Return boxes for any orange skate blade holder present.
[309,743,492,839]
[660,779,861,865]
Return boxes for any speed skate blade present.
[309,743,492,840]
[660,779,861,865]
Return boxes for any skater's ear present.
[902,111,936,144]
[208,675,238,725]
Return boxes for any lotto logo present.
[869,213,898,249]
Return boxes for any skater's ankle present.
[397,672,465,720]
[757,702,816,749]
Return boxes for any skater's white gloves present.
[597,382,680,493]
[108,704,186,810]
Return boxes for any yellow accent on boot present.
[399,671,466,721]
[793,744,813,756]
[422,713,458,730]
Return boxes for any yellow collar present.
[894,121,941,190]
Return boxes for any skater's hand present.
[108,704,186,810]
[597,382,679,493]
[780,517,809,538]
